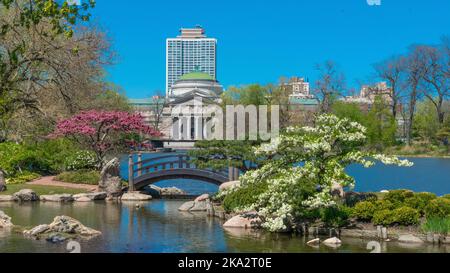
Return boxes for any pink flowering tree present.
[50,111,162,169]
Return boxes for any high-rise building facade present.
[166,26,217,96]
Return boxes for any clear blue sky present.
[89,0,450,99]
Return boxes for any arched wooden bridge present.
[128,153,239,191]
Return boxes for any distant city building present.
[341,82,393,106]
[281,77,313,99]
[166,26,217,96]
[279,77,318,110]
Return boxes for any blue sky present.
[89,0,450,99]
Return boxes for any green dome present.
[179,72,215,81]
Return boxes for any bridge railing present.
[128,153,235,191]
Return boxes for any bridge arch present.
[128,153,237,191]
[133,169,229,190]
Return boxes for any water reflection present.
[0,200,448,253]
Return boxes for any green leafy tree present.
[413,100,440,143]
[188,140,264,173]
[365,96,397,149]
[331,101,366,125]
[0,0,95,141]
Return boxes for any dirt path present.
[27,176,97,192]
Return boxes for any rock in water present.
[24,216,101,239]
[24,224,49,236]
[398,234,424,244]
[0,210,13,228]
[323,237,342,247]
[98,158,123,197]
[195,194,210,202]
[223,212,261,229]
[0,169,6,192]
[41,194,74,203]
[13,189,39,202]
[178,201,195,212]
[73,192,107,201]
[121,192,152,201]
[307,238,320,246]
[0,195,17,202]
[160,187,186,197]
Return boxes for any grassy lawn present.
[55,170,100,185]
[0,184,88,196]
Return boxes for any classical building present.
[166,26,217,96]
[168,71,223,101]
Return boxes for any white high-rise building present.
[166,26,217,96]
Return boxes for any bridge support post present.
[137,152,142,176]
[128,154,135,192]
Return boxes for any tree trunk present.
[0,169,6,192]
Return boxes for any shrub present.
[372,210,395,226]
[392,207,420,226]
[352,201,377,221]
[372,207,420,226]
[373,200,396,211]
[424,198,450,218]
[0,142,51,176]
[405,192,437,214]
[55,170,100,185]
[64,151,98,171]
[384,189,414,206]
[442,194,450,200]
[320,205,352,228]
[5,172,41,185]
[223,182,268,213]
[422,217,450,235]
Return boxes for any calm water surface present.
[1,201,448,253]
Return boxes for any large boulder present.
[160,187,186,197]
[178,201,195,212]
[195,194,210,202]
[323,237,342,248]
[0,169,6,192]
[178,199,208,212]
[41,194,74,203]
[73,192,107,202]
[331,183,345,198]
[398,234,424,244]
[121,192,152,201]
[0,210,13,228]
[13,189,39,202]
[0,195,17,202]
[98,158,123,197]
[219,181,240,192]
[223,212,261,229]
[142,185,162,198]
[24,216,101,240]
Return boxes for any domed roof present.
[179,71,215,81]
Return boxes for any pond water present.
[1,155,449,253]
[1,201,448,253]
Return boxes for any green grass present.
[0,184,87,196]
[55,170,100,185]
[422,217,450,235]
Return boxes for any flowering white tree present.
[232,114,413,232]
